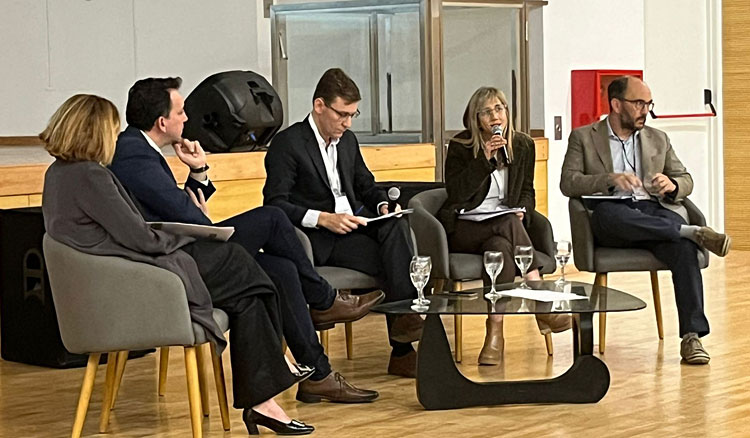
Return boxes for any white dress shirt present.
[462,167,509,214]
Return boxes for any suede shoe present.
[695,227,731,257]
[681,333,710,365]
[310,290,385,328]
[387,350,417,378]
[390,314,425,343]
[296,371,379,403]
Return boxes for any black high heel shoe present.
[243,409,314,435]
[291,364,315,384]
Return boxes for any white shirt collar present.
[308,114,341,150]
[140,130,165,157]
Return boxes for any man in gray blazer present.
[560,76,730,365]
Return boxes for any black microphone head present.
[387,187,401,201]
[491,124,504,136]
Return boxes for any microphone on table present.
[491,124,511,165]
[387,186,401,213]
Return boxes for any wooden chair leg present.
[98,352,118,432]
[195,343,210,417]
[110,350,128,410]
[71,354,101,438]
[454,315,463,363]
[158,347,169,397]
[209,344,231,431]
[594,273,608,354]
[544,333,554,356]
[453,280,463,363]
[650,271,664,340]
[281,338,288,354]
[184,347,203,438]
[319,329,329,354]
[345,322,353,360]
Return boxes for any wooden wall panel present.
[723,0,750,249]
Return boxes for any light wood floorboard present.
[0,252,747,437]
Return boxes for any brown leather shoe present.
[387,350,417,378]
[390,314,425,343]
[478,318,504,365]
[310,290,385,328]
[296,371,379,403]
[536,313,572,335]
[695,226,731,257]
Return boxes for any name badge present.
[334,194,353,215]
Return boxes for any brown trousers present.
[448,214,542,287]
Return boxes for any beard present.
[621,111,647,131]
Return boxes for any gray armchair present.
[43,235,230,438]
[409,188,558,362]
[568,198,709,353]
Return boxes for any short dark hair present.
[607,76,631,111]
[126,77,182,131]
[312,68,361,105]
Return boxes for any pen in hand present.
[354,205,365,215]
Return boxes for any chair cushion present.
[448,253,484,281]
[594,247,708,273]
[193,309,230,345]
[315,266,380,290]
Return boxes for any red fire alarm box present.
[571,69,643,129]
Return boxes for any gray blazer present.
[560,118,693,221]
[42,159,226,352]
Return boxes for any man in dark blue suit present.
[264,68,423,378]
[110,77,381,402]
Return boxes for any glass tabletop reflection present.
[372,281,646,315]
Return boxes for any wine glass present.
[514,245,534,289]
[410,255,431,308]
[483,251,504,300]
[554,240,572,286]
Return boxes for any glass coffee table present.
[372,280,646,410]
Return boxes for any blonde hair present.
[40,94,120,165]
[456,87,515,161]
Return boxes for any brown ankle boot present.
[536,313,572,335]
[478,317,504,365]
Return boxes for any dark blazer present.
[263,117,387,254]
[438,130,537,235]
[110,126,216,225]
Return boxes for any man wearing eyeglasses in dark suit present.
[264,68,423,379]
[560,75,730,365]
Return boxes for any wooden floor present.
[1,252,748,438]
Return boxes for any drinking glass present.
[514,245,534,289]
[483,251,504,300]
[554,240,572,286]
[410,255,432,308]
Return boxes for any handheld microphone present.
[491,124,511,165]
[387,186,401,213]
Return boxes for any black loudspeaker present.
[0,208,151,368]
[183,70,283,153]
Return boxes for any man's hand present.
[483,134,507,162]
[515,212,525,220]
[186,187,209,217]
[173,138,207,170]
[649,173,677,196]
[380,203,403,216]
[609,173,643,192]
[318,212,367,234]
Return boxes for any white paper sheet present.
[361,208,414,223]
[458,207,526,222]
[496,288,588,302]
[147,222,235,241]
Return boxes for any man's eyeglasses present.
[620,98,655,112]
[325,102,360,120]
[478,104,507,119]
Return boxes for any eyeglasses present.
[478,104,507,119]
[325,102,360,120]
[620,98,655,112]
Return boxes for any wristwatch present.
[190,164,210,173]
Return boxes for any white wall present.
[542,0,646,242]
[0,0,264,135]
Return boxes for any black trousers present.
[218,206,333,379]
[181,240,295,408]
[590,200,709,337]
[310,217,416,347]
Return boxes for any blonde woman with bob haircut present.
[437,87,570,366]
[41,94,314,435]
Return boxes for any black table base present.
[416,312,610,410]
